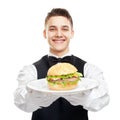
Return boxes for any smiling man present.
[14,8,109,120]
[43,12,74,57]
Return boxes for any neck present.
[49,48,69,57]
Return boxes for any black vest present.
[32,55,88,120]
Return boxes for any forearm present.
[14,86,62,112]
[14,65,39,112]
[63,63,110,111]
[14,65,59,112]
[14,86,40,112]
[83,93,110,111]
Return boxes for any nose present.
[56,29,62,37]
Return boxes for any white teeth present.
[53,40,65,44]
[53,39,65,41]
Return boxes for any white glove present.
[26,89,60,108]
[62,90,91,106]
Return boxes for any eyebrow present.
[62,25,69,28]
[49,25,56,28]
[49,25,69,28]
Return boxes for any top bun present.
[47,62,77,76]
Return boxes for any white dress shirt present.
[14,54,110,112]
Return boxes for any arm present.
[14,65,60,112]
[64,63,110,111]
[82,63,110,111]
[14,65,39,112]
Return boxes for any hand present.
[61,90,92,106]
[26,90,60,107]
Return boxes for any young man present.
[14,8,109,120]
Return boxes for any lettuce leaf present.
[47,72,83,80]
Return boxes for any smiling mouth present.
[53,39,65,43]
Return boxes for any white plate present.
[27,78,99,95]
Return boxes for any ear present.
[70,30,74,39]
[43,29,46,39]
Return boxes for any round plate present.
[27,78,99,95]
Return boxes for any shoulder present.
[33,55,48,66]
[20,64,37,75]
[17,64,37,81]
[72,54,102,72]
[84,62,104,79]
[84,63,103,72]
[72,55,86,64]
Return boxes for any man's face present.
[43,16,74,55]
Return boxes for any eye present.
[62,26,69,31]
[62,28,69,31]
[49,26,56,31]
[49,28,55,31]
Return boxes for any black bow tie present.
[48,56,73,66]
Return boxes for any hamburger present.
[46,62,83,90]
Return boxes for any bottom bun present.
[47,82,78,91]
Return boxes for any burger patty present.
[48,77,79,82]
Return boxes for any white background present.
[0,0,120,119]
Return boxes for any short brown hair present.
[45,8,73,28]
